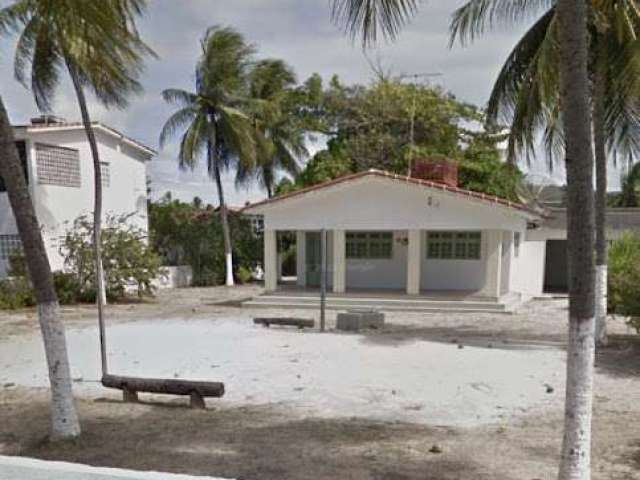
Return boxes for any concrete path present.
[0,456,231,480]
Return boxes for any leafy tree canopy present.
[278,74,522,201]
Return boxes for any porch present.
[263,229,515,298]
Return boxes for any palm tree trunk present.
[0,96,80,439]
[593,57,608,348]
[67,62,108,376]
[208,141,234,286]
[556,0,596,478]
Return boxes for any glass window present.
[346,232,393,259]
[514,232,521,258]
[36,143,81,187]
[100,162,110,188]
[426,231,481,260]
[0,234,22,259]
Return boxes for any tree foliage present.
[608,233,640,331]
[278,74,522,201]
[148,194,262,286]
[59,214,161,300]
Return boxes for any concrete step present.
[249,295,506,311]
[242,298,509,314]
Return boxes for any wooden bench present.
[102,374,225,409]
[253,317,315,329]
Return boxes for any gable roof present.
[243,169,540,218]
[13,121,156,159]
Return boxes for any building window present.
[514,232,521,258]
[427,231,481,260]
[36,143,81,187]
[0,141,29,192]
[346,232,393,259]
[100,162,110,188]
[0,234,22,260]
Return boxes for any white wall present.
[346,230,407,290]
[1,128,150,274]
[511,235,546,297]
[257,176,529,233]
[421,230,487,291]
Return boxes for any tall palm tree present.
[160,26,257,286]
[450,0,640,346]
[0,97,80,439]
[238,59,308,197]
[0,0,154,375]
[330,0,597,478]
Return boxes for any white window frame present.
[0,234,22,260]
[426,231,482,260]
[346,231,393,259]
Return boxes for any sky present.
[0,1,626,206]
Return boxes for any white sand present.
[0,318,566,427]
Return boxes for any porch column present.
[296,231,306,287]
[264,229,278,292]
[407,229,421,295]
[481,229,502,298]
[332,229,346,293]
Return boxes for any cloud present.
[1,0,623,196]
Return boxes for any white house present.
[0,116,155,277]
[242,167,640,312]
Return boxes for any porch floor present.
[269,284,499,302]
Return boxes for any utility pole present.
[398,72,443,177]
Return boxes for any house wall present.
[511,235,546,298]
[346,230,407,290]
[421,230,487,291]
[1,128,149,275]
[260,176,528,232]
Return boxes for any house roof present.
[542,207,640,230]
[242,169,540,218]
[13,121,156,158]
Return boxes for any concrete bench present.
[336,309,385,331]
[253,317,315,329]
[102,374,225,409]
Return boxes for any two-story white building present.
[0,116,155,276]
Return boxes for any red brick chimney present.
[411,158,458,187]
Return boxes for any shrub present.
[236,265,253,284]
[608,233,640,332]
[53,272,82,305]
[60,213,162,300]
[0,277,35,310]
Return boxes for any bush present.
[149,197,262,287]
[60,213,162,300]
[52,272,82,305]
[0,277,36,310]
[608,233,640,332]
[236,265,253,284]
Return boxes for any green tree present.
[160,26,257,287]
[238,59,308,197]
[450,0,640,346]
[330,1,597,478]
[1,0,155,375]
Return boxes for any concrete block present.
[336,310,385,331]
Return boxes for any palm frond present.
[330,0,419,47]
[450,0,555,46]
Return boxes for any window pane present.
[36,143,81,187]
[441,242,453,259]
[455,242,467,259]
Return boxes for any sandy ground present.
[1,286,640,479]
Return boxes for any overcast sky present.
[1,1,623,205]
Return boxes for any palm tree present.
[0,97,80,439]
[0,0,154,375]
[330,0,597,478]
[237,59,308,197]
[618,161,640,206]
[160,26,257,286]
[450,0,640,346]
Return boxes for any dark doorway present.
[544,239,569,293]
